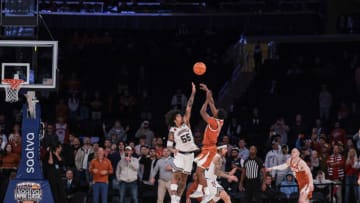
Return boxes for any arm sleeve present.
[271,163,289,171]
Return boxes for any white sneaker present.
[189,190,204,198]
[171,195,180,203]
[200,194,214,203]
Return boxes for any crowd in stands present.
[0,27,360,203]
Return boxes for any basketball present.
[193,62,206,76]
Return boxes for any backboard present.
[0,40,58,89]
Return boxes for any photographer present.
[116,145,139,203]
[44,142,67,203]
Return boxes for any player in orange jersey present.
[190,83,227,203]
[266,148,314,203]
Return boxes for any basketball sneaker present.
[200,194,214,203]
[189,190,204,198]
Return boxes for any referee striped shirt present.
[243,157,263,180]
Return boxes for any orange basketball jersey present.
[203,117,224,147]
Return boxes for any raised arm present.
[200,83,217,116]
[183,82,196,125]
[200,98,210,122]
[206,90,218,116]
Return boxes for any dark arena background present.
[0,0,359,203]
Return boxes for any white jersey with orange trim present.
[170,123,198,152]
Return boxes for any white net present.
[4,85,21,102]
[2,78,24,103]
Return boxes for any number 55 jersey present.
[170,123,198,152]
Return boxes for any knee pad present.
[170,184,178,191]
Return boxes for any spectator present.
[55,115,70,144]
[89,147,113,203]
[221,135,232,157]
[103,120,129,142]
[261,174,284,203]
[44,142,67,203]
[289,114,308,149]
[139,147,157,202]
[326,145,345,203]
[116,145,139,203]
[352,128,360,152]
[313,170,334,203]
[150,148,174,203]
[64,169,80,203]
[68,92,80,121]
[329,122,346,146]
[135,120,154,147]
[264,140,281,180]
[154,137,164,159]
[279,173,298,201]
[310,150,321,177]
[42,123,59,149]
[311,118,324,142]
[0,144,20,176]
[270,117,290,146]
[238,138,249,161]
[0,131,7,151]
[8,132,21,155]
[135,136,146,156]
[62,133,77,168]
[75,137,94,185]
[0,137,4,155]
[344,148,359,203]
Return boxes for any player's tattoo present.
[214,156,223,176]
[187,99,193,107]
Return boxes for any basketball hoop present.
[2,78,24,102]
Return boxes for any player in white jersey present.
[194,144,238,203]
[166,82,198,203]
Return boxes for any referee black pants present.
[245,179,262,203]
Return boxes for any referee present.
[239,145,265,203]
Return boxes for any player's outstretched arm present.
[200,83,217,116]
[206,89,218,116]
[266,160,290,172]
[213,155,238,182]
[184,82,196,126]
[200,97,210,123]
